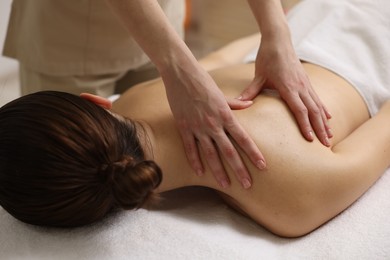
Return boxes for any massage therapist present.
[3,0,332,188]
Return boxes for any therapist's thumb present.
[227,97,253,110]
[237,77,266,101]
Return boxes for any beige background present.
[186,0,301,57]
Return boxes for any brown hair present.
[0,91,162,227]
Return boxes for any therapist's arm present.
[244,0,333,146]
[105,0,266,189]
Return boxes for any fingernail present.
[328,128,333,138]
[308,131,314,141]
[324,136,331,147]
[256,159,266,169]
[196,169,204,176]
[220,180,230,189]
[242,178,252,189]
[236,95,243,100]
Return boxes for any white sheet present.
[1,168,389,259]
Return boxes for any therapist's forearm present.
[105,0,194,74]
[247,0,290,40]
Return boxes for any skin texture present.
[105,0,331,189]
[111,41,390,237]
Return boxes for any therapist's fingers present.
[307,87,333,138]
[193,112,248,189]
[177,123,204,176]
[211,131,252,189]
[237,77,266,101]
[195,109,266,189]
[280,87,332,146]
[300,90,331,146]
[225,115,267,171]
[80,93,112,109]
[197,135,231,188]
[226,98,253,110]
[308,87,333,138]
[280,90,315,142]
[178,109,266,189]
[324,106,332,120]
[208,107,266,189]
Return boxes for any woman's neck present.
[136,120,217,193]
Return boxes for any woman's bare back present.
[113,63,390,237]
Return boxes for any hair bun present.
[109,156,137,174]
[108,156,162,210]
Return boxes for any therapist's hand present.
[105,0,265,188]
[238,37,333,146]
[161,64,266,189]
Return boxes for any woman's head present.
[0,91,162,227]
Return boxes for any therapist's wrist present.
[153,40,195,70]
[157,46,200,79]
[260,19,291,42]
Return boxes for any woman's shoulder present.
[112,78,170,120]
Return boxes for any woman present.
[0,0,389,237]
